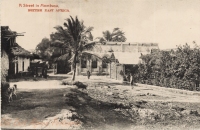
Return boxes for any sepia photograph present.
[1,0,200,129]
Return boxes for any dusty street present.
[1,75,200,130]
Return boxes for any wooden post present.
[110,62,111,78]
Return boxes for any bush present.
[61,80,87,89]
[150,79,160,86]
[74,81,87,89]
[147,79,153,85]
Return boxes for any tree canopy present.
[51,16,96,81]
[134,43,200,91]
[96,28,126,44]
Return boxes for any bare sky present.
[1,0,200,50]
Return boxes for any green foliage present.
[135,43,200,91]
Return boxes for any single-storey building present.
[108,52,142,81]
[76,42,159,81]
[76,52,111,76]
[9,43,32,75]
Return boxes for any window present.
[81,59,87,68]
[92,59,97,68]
[102,61,107,68]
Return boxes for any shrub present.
[74,81,87,89]
[61,80,87,89]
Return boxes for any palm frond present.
[84,27,94,33]
[112,28,120,33]
[103,30,111,41]
[54,26,65,33]
[83,41,96,50]
[87,32,93,41]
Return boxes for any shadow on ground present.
[2,83,200,129]
[1,87,134,129]
[1,88,68,125]
[9,75,69,82]
[64,89,134,129]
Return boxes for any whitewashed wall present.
[1,50,9,82]
[16,57,30,72]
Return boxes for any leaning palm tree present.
[52,16,96,81]
[96,28,126,44]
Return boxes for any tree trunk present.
[72,65,76,81]
[72,53,77,81]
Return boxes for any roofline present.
[96,42,159,46]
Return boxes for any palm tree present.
[52,16,96,81]
[96,28,126,44]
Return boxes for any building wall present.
[122,43,138,52]
[94,42,159,53]
[1,50,9,82]
[110,62,124,81]
[76,59,109,75]
[17,57,30,72]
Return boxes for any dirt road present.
[1,75,200,129]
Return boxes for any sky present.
[1,0,200,50]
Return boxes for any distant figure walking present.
[130,73,134,89]
[87,70,91,79]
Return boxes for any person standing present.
[87,70,91,79]
[130,73,134,89]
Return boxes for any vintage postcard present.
[1,0,200,129]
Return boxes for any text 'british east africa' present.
[28,9,69,12]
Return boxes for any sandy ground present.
[1,75,200,130]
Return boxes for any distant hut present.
[9,43,32,76]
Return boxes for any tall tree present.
[35,38,51,59]
[52,16,96,81]
[96,28,126,43]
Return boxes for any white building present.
[9,43,32,75]
[76,42,159,79]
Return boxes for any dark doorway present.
[22,61,24,71]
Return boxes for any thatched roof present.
[32,53,41,59]
[1,26,15,37]
[11,43,32,57]
[1,26,17,53]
